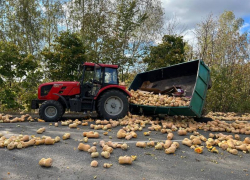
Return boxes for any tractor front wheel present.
[97,90,128,120]
[39,100,64,122]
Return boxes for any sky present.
[161,0,250,45]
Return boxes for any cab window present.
[104,68,117,84]
[83,66,94,83]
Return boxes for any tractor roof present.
[83,62,118,69]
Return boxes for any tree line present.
[0,0,249,113]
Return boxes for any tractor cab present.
[80,62,119,98]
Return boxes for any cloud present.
[240,22,250,32]
[160,0,250,46]
[182,29,196,43]
[161,0,250,30]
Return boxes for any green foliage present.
[41,31,86,81]
[143,35,185,70]
[0,41,38,111]
[0,41,19,83]
[0,0,43,54]
[0,41,38,81]
[206,64,250,113]
[0,87,22,111]
[18,70,44,111]
[197,11,250,113]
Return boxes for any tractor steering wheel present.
[89,79,100,84]
[85,82,92,88]
[93,79,100,84]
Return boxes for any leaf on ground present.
[211,160,218,164]
[131,155,137,161]
[144,152,155,157]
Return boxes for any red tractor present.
[31,62,131,122]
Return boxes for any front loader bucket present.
[128,60,211,118]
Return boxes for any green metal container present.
[129,60,211,118]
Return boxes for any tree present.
[184,43,197,61]
[63,0,164,81]
[0,41,38,85]
[41,31,86,81]
[143,35,185,70]
[215,11,245,66]
[195,11,250,113]
[63,0,112,63]
[18,70,44,111]
[106,0,164,81]
[195,11,247,68]
[0,0,43,55]
[0,41,38,110]
[194,13,217,67]
[41,0,64,51]
[163,13,187,37]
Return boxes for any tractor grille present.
[41,85,53,96]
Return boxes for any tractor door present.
[81,65,94,97]
[91,64,102,96]
[81,64,102,97]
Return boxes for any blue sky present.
[161,0,250,44]
[241,15,250,33]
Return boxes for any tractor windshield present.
[104,68,118,84]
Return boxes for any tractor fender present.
[53,93,69,109]
[94,85,131,100]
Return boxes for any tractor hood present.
[39,81,80,87]
[38,81,80,100]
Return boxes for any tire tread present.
[39,100,63,122]
[97,90,128,120]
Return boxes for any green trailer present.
[128,60,211,118]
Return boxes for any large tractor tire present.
[97,90,128,120]
[39,100,64,122]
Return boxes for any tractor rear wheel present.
[39,100,64,122]
[97,90,128,120]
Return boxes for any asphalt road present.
[0,115,250,180]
